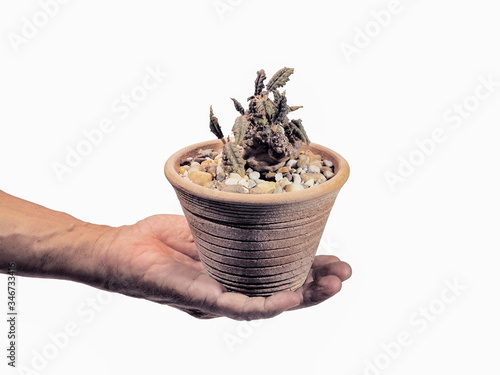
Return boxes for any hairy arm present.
[0,190,111,287]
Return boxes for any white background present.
[1,1,499,374]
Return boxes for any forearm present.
[0,190,112,288]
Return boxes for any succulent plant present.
[209,67,310,176]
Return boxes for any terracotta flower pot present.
[164,140,349,297]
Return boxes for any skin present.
[0,190,352,320]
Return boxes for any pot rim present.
[164,140,350,205]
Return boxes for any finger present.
[153,240,203,270]
[165,258,302,320]
[179,307,221,320]
[213,290,300,321]
[313,254,341,265]
[295,274,343,309]
[168,241,201,262]
[312,260,352,282]
[301,255,344,285]
[155,219,201,261]
[146,215,196,245]
[165,301,223,319]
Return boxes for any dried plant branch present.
[266,67,294,92]
[273,93,288,124]
[208,67,310,174]
[254,69,267,96]
[223,142,246,176]
[209,106,225,143]
[289,119,310,145]
[232,115,251,145]
[231,97,245,115]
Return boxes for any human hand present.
[0,191,351,320]
[99,214,352,320]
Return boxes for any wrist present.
[36,221,116,289]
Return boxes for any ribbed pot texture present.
[165,140,349,297]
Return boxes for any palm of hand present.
[105,214,351,320]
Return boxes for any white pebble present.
[225,178,239,185]
[275,173,284,181]
[249,171,260,181]
[238,179,249,188]
[252,181,276,194]
[229,173,242,181]
[285,183,304,192]
[308,165,321,173]
[305,178,315,187]
[278,178,290,187]
[292,174,302,184]
[248,180,257,189]
[323,170,334,179]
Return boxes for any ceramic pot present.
[164,140,349,297]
